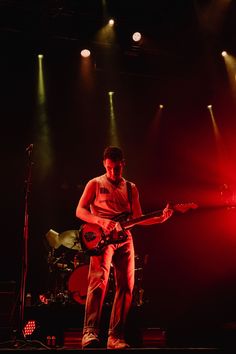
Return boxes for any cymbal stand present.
[18,144,34,338]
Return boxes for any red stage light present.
[23,320,36,336]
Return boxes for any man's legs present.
[82,247,113,348]
[107,238,135,349]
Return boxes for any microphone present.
[25,144,33,153]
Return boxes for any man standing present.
[76,146,173,349]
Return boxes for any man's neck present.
[106,175,122,186]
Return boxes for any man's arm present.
[131,185,173,225]
[76,180,97,223]
[138,203,174,225]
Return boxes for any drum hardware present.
[73,254,81,269]
[39,290,71,305]
[133,254,146,307]
[41,261,73,305]
[54,290,70,304]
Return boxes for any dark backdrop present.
[1,0,236,344]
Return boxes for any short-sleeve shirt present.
[89,174,134,220]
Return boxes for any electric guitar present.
[79,202,198,255]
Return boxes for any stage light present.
[23,320,36,337]
[207,105,212,109]
[159,104,164,109]
[38,54,43,59]
[108,18,114,26]
[222,51,227,57]
[81,49,91,58]
[132,32,142,42]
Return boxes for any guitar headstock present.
[173,202,198,213]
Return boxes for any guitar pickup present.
[84,231,96,242]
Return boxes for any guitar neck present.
[121,210,163,229]
[120,202,198,230]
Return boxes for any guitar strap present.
[126,181,133,215]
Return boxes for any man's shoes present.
[107,335,130,349]
[82,332,100,349]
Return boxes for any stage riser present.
[0,281,17,341]
[23,303,234,349]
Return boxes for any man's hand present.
[97,218,117,234]
[162,203,174,221]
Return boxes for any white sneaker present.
[82,332,100,349]
[107,336,130,349]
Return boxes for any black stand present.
[18,143,34,338]
[2,144,53,350]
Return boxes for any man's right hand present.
[97,217,117,234]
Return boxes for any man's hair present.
[103,146,124,161]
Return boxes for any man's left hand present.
[162,203,174,221]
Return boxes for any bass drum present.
[67,264,90,305]
[67,263,113,306]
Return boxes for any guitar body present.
[79,223,128,255]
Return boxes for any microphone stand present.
[18,144,34,339]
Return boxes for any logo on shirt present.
[100,187,110,194]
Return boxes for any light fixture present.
[108,18,114,26]
[132,32,142,42]
[81,49,91,58]
[23,320,36,337]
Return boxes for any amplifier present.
[0,281,17,341]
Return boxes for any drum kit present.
[43,228,90,305]
[42,229,146,307]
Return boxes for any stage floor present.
[1,303,236,352]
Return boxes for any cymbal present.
[58,230,82,251]
[46,229,61,249]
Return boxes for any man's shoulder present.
[124,179,136,188]
[84,175,105,192]
[89,174,106,184]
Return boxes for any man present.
[76,146,173,349]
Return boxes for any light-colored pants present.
[83,236,135,338]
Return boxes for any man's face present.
[103,158,124,182]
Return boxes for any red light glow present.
[23,320,36,336]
